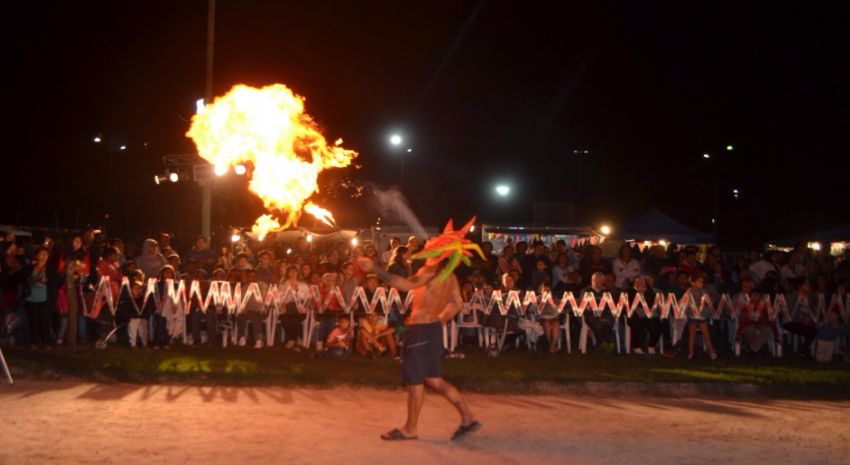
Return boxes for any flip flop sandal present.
[381,428,418,441]
[451,420,482,440]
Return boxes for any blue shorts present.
[401,322,443,385]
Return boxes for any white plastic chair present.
[450,309,485,352]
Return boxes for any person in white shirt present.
[612,244,641,290]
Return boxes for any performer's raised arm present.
[356,257,434,291]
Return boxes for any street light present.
[702,144,734,239]
[495,185,510,196]
[601,225,611,235]
[389,134,406,193]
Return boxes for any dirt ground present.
[1,379,848,465]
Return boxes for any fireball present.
[186,84,357,235]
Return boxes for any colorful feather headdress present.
[412,216,486,281]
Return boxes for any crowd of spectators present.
[1,229,849,363]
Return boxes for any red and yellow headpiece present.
[412,216,486,281]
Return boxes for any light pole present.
[389,134,409,194]
[703,145,733,239]
[200,0,216,240]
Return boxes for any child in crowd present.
[316,272,342,351]
[814,308,850,362]
[119,281,153,349]
[536,283,560,354]
[313,314,354,358]
[357,312,397,359]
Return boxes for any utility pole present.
[200,0,215,239]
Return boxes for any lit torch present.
[186,84,357,236]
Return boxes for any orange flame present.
[186,84,357,235]
[303,202,336,228]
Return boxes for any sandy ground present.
[1,379,848,465]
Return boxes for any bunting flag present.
[79,276,847,323]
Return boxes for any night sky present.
[5,1,849,247]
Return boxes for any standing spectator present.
[387,246,411,278]
[381,237,401,268]
[339,261,360,311]
[57,236,89,347]
[577,246,612,286]
[612,244,641,290]
[748,251,777,287]
[497,245,522,285]
[25,247,53,348]
[119,281,152,349]
[96,247,123,296]
[1,242,27,342]
[184,236,218,276]
[317,248,342,274]
[136,239,167,281]
[81,228,101,286]
[217,245,234,272]
[643,245,668,284]
[406,236,425,275]
[157,233,176,260]
[521,242,551,288]
[684,273,719,360]
[551,252,573,293]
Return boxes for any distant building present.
[533,202,575,224]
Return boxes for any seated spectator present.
[551,252,572,293]
[278,265,309,350]
[814,308,850,362]
[581,272,615,352]
[357,312,397,358]
[255,250,274,283]
[628,277,662,355]
[536,283,560,354]
[313,314,354,358]
[188,269,218,347]
[316,272,342,351]
[735,289,778,355]
[237,269,267,348]
[783,277,818,360]
[226,252,253,284]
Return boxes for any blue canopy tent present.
[613,208,715,244]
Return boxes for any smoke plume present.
[371,186,427,237]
